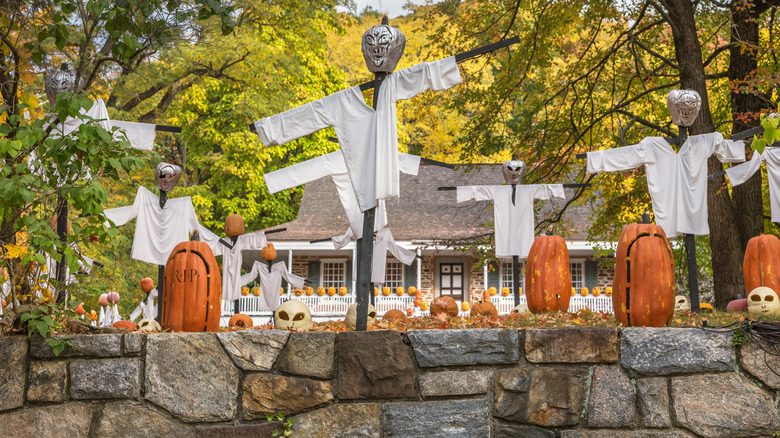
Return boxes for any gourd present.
[261,243,277,262]
[228,313,253,328]
[140,277,155,293]
[743,234,780,294]
[612,223,675,327]
[162,237,222,332]
[470,301,498,317]
[430,296,458,317]
[383,309,406,321]
[224,214,245,237]
[526,233,572,313]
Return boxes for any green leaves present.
[750,114,780,155]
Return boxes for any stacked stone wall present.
[1,327,777,437]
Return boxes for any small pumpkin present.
[327,286,336,296]
[461,301,470,311]
[571,287,576,297]
[88,310,98,321]
[430,296,458,317]
[382,287,391,296]
[140,277,155,293]
[699,303,714,312]
[339,286,348,296]
[241,286,250,296]
[726,298,748,312]
[98,294,109,307]
[252,286,261,297]
[501,287,511,296]
[605,287,613,297]
[414,298,422,307]
[408,286,417,295]
[261,243,277,262]
[396,287,405,296]
[470,301,498,318]
[383,309,406,321]
[113,320,138,331]
[374,287,379,296]
[74,303,85,316]
[107,291,120,304]
[406,307,414,317]
[482,290,490,301]
[317,287,325,296]
[280,287,285,296]
[228,313,253,328]
[592,287,602,297]
[224,214,245,238]
[305,287,314,296]
[488,287,497,296]
[294,288,303,296]
[420,301,430,311]
[519,287,523,295]
[580,287,589,297]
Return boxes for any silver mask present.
[44,64,81,106]
[666,89,701,127]
[502,160,526,185]
[361,24,406,73]
[156,162,182,193]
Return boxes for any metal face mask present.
[502,160,526,185]
[155,162,182,193]
[666,89,701,127]
[44,64,82,106]
[361,24,406,73]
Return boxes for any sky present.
[340,0,420,18]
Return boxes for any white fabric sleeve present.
[252,94,335,147]
[103,186,143,226]
[725,152,764,187]
[264,151,348,193]
[111,120,156,151]
[395,56,463,101]
[532,184,566,200]
[456,186,495,203]
[371,229,416,283]
[239,262,261,287]
[586,142,647,174]
[244,231,268,250]
[280,265,306,289]
[331,228,355,250]
[399,153,422,176]
[713,135,746,163]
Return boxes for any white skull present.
[361,24,406,73]
[674,295,691,312]
[274,300,313,332]
[502,160,526,185]
[345,302,376,328]
[666,89,702,127]
[510,304,530,315]
[748,287,780,319]
[156,162,182,193]
[137,318,161,332]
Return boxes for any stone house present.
[244,163,614,304]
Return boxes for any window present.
[438,261,466,300]
[383,259,404,289]
[570,261,584,290]
[321,260,346,289]
[500,260,524,291]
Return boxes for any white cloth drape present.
[457,184,565,258]
[130,288,158,322]
[726,149,780,222]
[254,57,461,211]
[371,228,416,283]
[239,262,305,312]
[586,133,744,237]
[211,232,268,302]
[103,186,220,266]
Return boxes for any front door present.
[440,262,465,300]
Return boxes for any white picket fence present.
[488,295,614,314]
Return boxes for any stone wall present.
[4,327,776,437]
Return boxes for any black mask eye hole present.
[766,295,775,302]
[278,311,290,320]
[293,312,306,321]
[751,295,762,302]
[369,312,376,318]
[677,299,687,303]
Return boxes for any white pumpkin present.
[748,287,780,319]
[510,304,530,315]
[674,295,691,313]
[274,300,313,332]
[137,318,161,332]
[345,302,376,328]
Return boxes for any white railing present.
[569,295,613,313]
[374,295,416,314]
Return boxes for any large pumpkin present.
[430,296,458,317]
[225,214,245,237]
[261,243,277,261]
[743,234,780,294]
[613,223,675,327]
[525,234,572,313]
[163,239,222,332]
[470,301,498,318]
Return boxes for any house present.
[233,163,614,318]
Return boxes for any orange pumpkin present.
[140,277,155,293]
[261,243,277,261]
[305,287,314,296]
[430,296,458,317]
[613,223,675,327]
[374,287,379,296]
[526,234,572,313]
[241,286,250,296]
[327,286,336,296]
[488,287,497,296]
[317,287,325,296]
[382,287,391,296]
[162,238,222,332]
[252,286,261,297]
[225,214,245,237]
[406,307,414,317]
[580,287,589,296]
[414,298,422,307]
[743,234,780,294]
[461,301,470,311]
[228,313,253,328]
[501,287,511,296]
[592,287,602,297]
[383,309,406,321]
[339,286,348,296]
[482,290,491,301]
[420,301,429,311]
[408,286,417,295]
[605,287,613,297]
[113,320,138,331]
[74,303,85,316]
[294,289,303,296]
[470,301,498,318]
[396,287,405,296]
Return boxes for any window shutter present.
[584,260,598,289]
[345,260,353,293]
[404,261,417,289]
[487,262,500,289]
[308,261,320,288]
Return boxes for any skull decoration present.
[44,63,81,106]
[137,318,161,332]
[747,287,780,319]
[156,162,182,193]
[502,160,526,185]
[510,304,530,315]
[361,24,406,73]
[274,300,313,332]
[666,89,702,127]
[674,295,691,313]
[345,302,377,328]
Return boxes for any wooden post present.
[676,126,700,313]
[512,255,521,306]
[55,195,69,304]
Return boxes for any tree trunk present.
[661,0,744,308]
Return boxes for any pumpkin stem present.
[545,225,554,236]
[191,230,200,241]
[641,210,651,224]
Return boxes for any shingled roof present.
[266,163,594,242]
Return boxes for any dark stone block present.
[337,330,416,400]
